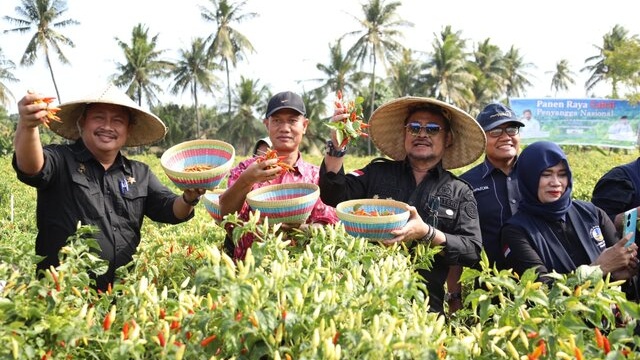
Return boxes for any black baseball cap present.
[476,103,524,131]
[265,91,306,118]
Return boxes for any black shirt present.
[13,140,192,289]
[319,158,482,313]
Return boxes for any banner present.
[509,98,640,148]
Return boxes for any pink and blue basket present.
[202,189,226,224]
[160,140,235,191]
[246,183,320,224]
[336,199,410,240]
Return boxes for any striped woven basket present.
[202,188,226,224]
[336,199,410,240]
[161,140,235,190]
[246,183,320,224]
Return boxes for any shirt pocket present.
[424,196,458,229]
[70,171,102,220]
[119,185,148,219]
[369,181,401,201]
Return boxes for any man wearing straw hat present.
[220,91,338,260]
[319,97,486,314]
[12,84,205,291]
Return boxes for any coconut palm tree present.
[341,0,412,154]
[217,76,268,155]
[424,26,475,109]
[200,0,257,119]
[602,37,640,100]
[502,46,534,103]
[582,25,629,95]
[387,48,422,97]
[169,37,220,138]
[468,38,505,110]
[309,39,366,99]
[112,24,173,107]
[547,59,576,97]
[0,48,18,107]
[3,0,78,101]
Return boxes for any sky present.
[1,0,639,115]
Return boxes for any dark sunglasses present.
[404,122,443,136]
[487,126,520,138]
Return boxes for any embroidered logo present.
[472,185,489,193]
[590,226,606,249]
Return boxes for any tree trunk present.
[193,81,201,138]
[45,51,61,102]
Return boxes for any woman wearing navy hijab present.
[500,141,638,283]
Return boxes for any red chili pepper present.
[200,334,217,347]
[235,311,243,321]
[333,331,340,345]
[603,336,610,354]
[122,321,130,340]
[574,347,584,360]
[158,331,166,347]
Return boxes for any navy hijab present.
[516,141,572,221]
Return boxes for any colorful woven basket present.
[246,183,320,224]
[336,199,410,240]
[160,140,235,190]
[202,189,226,224]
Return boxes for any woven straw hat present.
[50,83,167,147]
[369,97,486,169]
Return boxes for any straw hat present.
[369,97,486,169]
[50,83,167,147]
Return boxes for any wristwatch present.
[182,193,200,206]
[326,140,347,158]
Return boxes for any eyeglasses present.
[404,122,443,136]
[487,126,520,138]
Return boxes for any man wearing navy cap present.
[445,103,524,311]
[460,103,525,269]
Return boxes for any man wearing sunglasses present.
[319,97,486,314]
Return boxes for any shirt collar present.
[71,139,130,174]
[480,156,519,179]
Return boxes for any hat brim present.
[481,119,526,131]
[49,84,167,147]
[369,97,486,169]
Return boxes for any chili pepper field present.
[1,151,639,359]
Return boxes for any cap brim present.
[482,119,526,131]
[369,97,486,169]
[265,106,305,118]
[49,84,167,147]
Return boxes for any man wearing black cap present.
[219,91,338,259]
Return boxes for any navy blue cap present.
[476,103,524,130]
[265,91,306,118]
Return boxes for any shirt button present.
[507,177,511,181]
[510,199,516,204]
[113,227,117,231]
